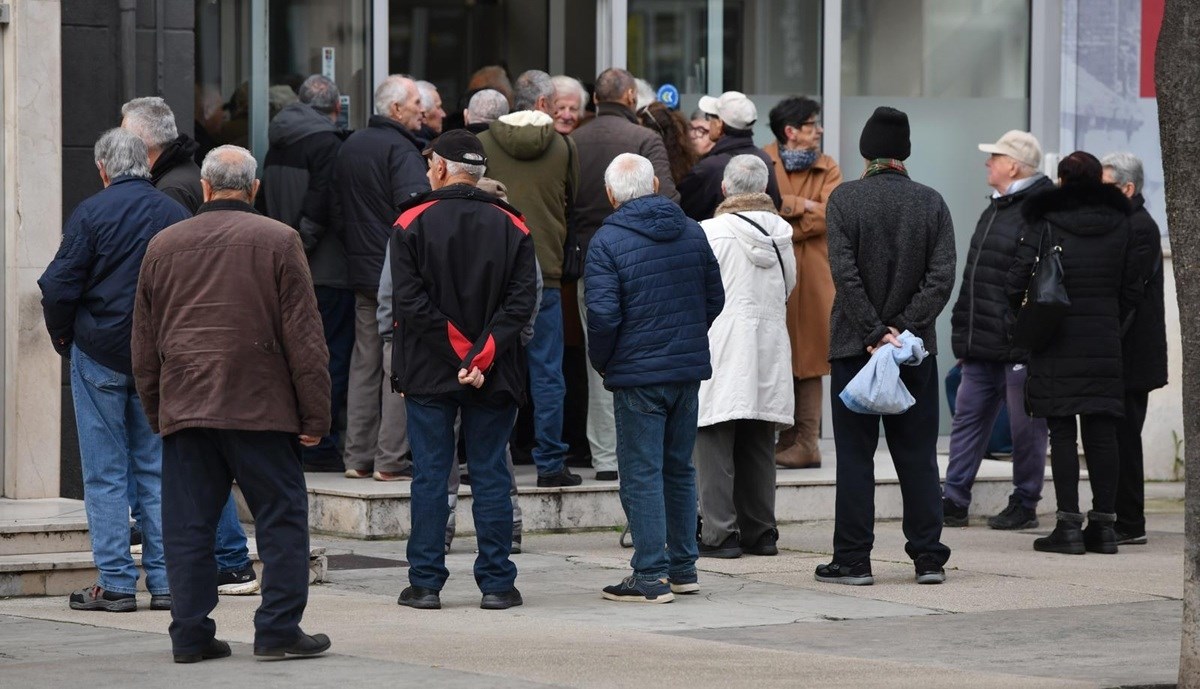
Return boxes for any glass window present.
[195,1,252,159]
[269,0,371,130]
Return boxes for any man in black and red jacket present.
[390,129,538,611]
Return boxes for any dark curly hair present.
[638,102,698,184]
[768,96,821,144]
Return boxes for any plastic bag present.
[839,331,928,415]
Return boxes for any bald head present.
[201,145,259,203]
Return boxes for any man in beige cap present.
[679,91,781,220]
[942,130,1052,531]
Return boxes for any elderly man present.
[1102,152,1168,546]
[551,75,588,134]
[464,88,510,135]
[121,96,204,212]
[390,130,538,611]
[478,69,582,487]
[571,67,679,481]
[942,131,1053,530]
[586,153,724,603]
[818,107,956,586]
[132,145,331,662]
[679,91,781,221]
[334,74,429,481]
[415,80,446,142]
[39,128,189,613]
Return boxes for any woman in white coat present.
[695,155,797,558]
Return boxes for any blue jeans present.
[130,484,248,573]
[526,287,569,476]
[612,382,700,582]
[406,392,518,594]
[71,345,168,595]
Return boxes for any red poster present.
[1142,0,1165,98]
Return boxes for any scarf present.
[780,147,820,172]
[862,158,909,179]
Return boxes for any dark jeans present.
[1115,391,1150,534]
[406,392,518,594]
[162,429,310,654]
[1047,414,1119,515]
[304,286,355,466]
[831,356,950,566]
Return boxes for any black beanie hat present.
[859,106,911,161]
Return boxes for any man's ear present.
[653,176,661,195]
[201,178,214,202]
[606,186,619,209]
[248,179,262,204]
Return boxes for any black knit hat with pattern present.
[859,106,911,161]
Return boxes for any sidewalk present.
[0,488,1183,688]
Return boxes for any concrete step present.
[0,499,92,556]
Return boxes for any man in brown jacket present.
[132,145,332,664]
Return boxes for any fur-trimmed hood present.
[1022,181,1131,236]
[714,192,777,217]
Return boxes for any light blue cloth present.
[838,330,928,415]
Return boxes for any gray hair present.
[416,80,439,111]
[1101,151,1144,195]
[201,145,257,194]
[433,152,485,181]
[551,75,589,110]
[374,75,414,116]
[723,155,769,196]
[514,70,555,112]
[635,78,656,111]
[604,153,655,205]
[298,75,340,114]
[120,96,178,150]
[467,89,510,124]
[94,128,151,179]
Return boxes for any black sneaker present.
[668,572,700,594]
[595,470,618,481]
[217,565,259,595]
[742,528,779,556]
[398,585,442,609]
[814,560,873,586]
[699,533,742,559]
[942,497,969,527]
[537,467,583,487]
[1033,512,1086,554]
[69,585,137,612]
[914,554,946,584]
[601,575,674,603]
[150,594,172,611]
[254,630,331,659]
[987,495,1039,530]
[174,638,232,664]
[481,588,523,610]
[1114,529,1148,546]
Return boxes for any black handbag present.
[1011,221,1071,351]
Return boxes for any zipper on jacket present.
[966,202,1000,355]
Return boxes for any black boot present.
[1082,510,1119,554]
[1033,511,1085,555]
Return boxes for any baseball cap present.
[697,91,757,130]
[421,129,487,166]
[978,130,1042,170]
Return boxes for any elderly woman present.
[1007,151,1145,555]
[551,75,588,134]
[763,96,843,469]
[695,155,797,558]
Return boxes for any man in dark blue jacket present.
[38,128,189,612]
[585,153,724,604]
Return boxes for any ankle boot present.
[1082,511,1119,554]
[1033,511,1085,554]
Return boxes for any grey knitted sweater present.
[826,171,957,360]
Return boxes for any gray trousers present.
[694,420,777,546]
[344,291,410,473]
[576,283,618,472]
[446,412,522,546]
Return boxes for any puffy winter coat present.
[1123,194,1168,393]
[697,193,797,427]
[584,194,724,389]
[679,129,782,221]
[1007,182,1144,418]
[950,175,1056,362]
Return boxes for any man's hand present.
[867,326,902,355]
[458,366,486,389]
[299,435,321,447]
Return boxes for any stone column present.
[3,0,63,498]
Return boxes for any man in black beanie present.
[815,106,957,586]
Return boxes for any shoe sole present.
[987,518,1039,530]
[814,574,874,586]
[344,471,372,479]
[916,572,946,584]
[174,648,232,664]
[943,517,969,528]
[150,601,172,611]
[254,641,331,660]
[601,591,675,603]
[1084,544,1119,554]
[1116,536,1148,546]
[670,582,700,594]
[480,598,523,610]
[70,599,137,612]
[698,548,742,559]
[742,546,778,556]
[398,597,442,610]
[1033,543,1086,555]
[217,580,261,595]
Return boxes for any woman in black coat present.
[1006,151,1146,555]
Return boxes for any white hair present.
[95,128,150,179]
[635,78,656,111]
[120,96,178,150]
[201,145,257,194]
[433,152,486,181]
[416,80,439,111]
[467,89,510,124]
[1101,151,1144,195]
[298,74,340,114]
[723,155,769,196]
[551,75,589,110]
[514,70,555,112]
[374,75,414,116]
[604,153,655,205]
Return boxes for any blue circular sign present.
[657,84,680,109]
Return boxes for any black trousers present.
[1115,391,1150,534]
[1046,414,1119,515]
[830,356,950,566]
[162,428,310,654]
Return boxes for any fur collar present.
[1022,181,1131,222]
[714,192,777,217]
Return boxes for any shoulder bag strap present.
[732,212,788,301]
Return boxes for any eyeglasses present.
[799,119,822,129]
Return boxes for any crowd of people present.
[38,62,1165,661]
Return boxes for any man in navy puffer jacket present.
[585,153,724,604]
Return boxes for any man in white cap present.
[679,91,781,221]
[942,130,1052,531]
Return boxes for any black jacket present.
[333,115,431,292]
[1123,194,1168,392]
[1007,182,1144,418]
[389,184,538,405]
[263,102,348,288]
[950,175,1056,362]
[678,128,781,221]
[151,135,204,214]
